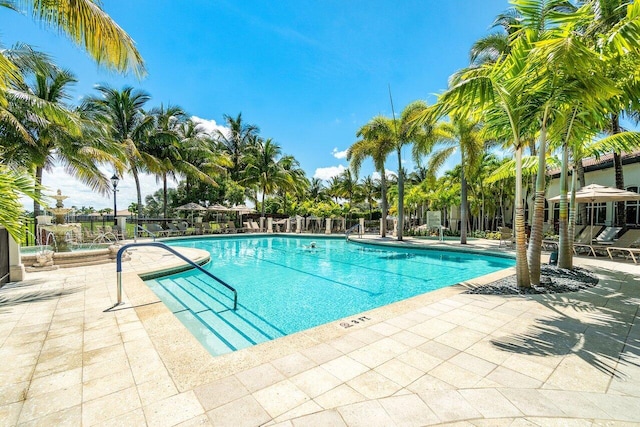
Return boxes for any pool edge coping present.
[125,235,519,391]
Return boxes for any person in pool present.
[303,241,317,251]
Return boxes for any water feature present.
[39,189,80,252]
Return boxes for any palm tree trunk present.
[396,148,404,241]
[576,159,587,225]
[515,146,531,288]
[380,170,388,238]
[527,112,549,286]
[261,188,266,218]
[132,168,143,225]
[460,157,468,244]
[611,115,626,227]
[558,143,572,268]
[163,173,168,218]
[34,166,44,220]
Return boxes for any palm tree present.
[215,113,260,181]
[307,178,328,202]
[360,175,378,219]
[145,104,186,217]
[338,168,360,217]
[83,85,158,221]
[0,165,45,239]
[1,48,121,219]
[349,116,396,237]
[2,0,145,77]
[241,138,291,217]
[414,114,485,244]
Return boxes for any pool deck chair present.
[144,223,173,237]
[498,227,514,248]
[572,225,604,257]
[572,226,621,257]
[205,222,223,234]
[606,229,640,263]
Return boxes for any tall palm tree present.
[349,116,396,237]
[414,114,485,244]
[83,85,159,221]
[420,35,538,288]
[360,175,378,219]
[307,177,328,202]
[1,49,121,219]
[242,138,291,217]
[215,113,260,181]
[146,104,186,217]
[338,168,360,217]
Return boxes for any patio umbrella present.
[229,204,256,225]
[208,203,229,221]
[548,184,640,239]
[176,202,207,223]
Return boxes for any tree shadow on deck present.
[491,269,640,378]
[0,278,81,313]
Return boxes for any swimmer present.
[310,241,317,248]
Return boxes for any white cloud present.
[331,147,348,159]
[21,164,178,212]
[372,170,397,180]
[314,165,346,181]
[191,116,229,137]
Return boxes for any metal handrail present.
[134,224,155,242]
[115,242,237,310]
[345,223,362,240]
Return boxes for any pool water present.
[145,236,514,356]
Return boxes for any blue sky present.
[3,0,510,210]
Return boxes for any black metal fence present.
[0,228,9,285]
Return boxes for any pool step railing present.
[155,275,282,355]
[345,223,362,240]
[115,242,237,310]
[134,224,156,242]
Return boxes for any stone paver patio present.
[1,235,639,426]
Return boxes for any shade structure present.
[229,204,256,214]
[548,183,640,203]
[176,203,207,223]
[208,203,229,212]
[548,184,640,240]
[176,202,207,211]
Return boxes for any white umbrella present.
[229,204,256,226]
[208,203,229,221]
[229,204,256,214]
[176,203,207,223]
[548,184,640,240]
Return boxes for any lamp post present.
[111,174,120,226]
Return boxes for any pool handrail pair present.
[115,242,237,310]
[345,223,362,240]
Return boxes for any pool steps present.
[155,275,284,355]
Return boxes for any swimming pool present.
[145,236,514,356]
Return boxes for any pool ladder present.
[115,242,237,310]
[345,223,362,240]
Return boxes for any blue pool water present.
[145,236,514,356]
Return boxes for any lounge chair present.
[167,223,183,235]
[573,225,605,257]
[250,221,262,232]
[498,227,513,248]
[144,223,173,237]
[244,221,258,232]
[205,222,223,234]
[177,222,195,235]
[606,229,640,263]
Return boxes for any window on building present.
[587,202,607,225]
[625,186,639,226]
